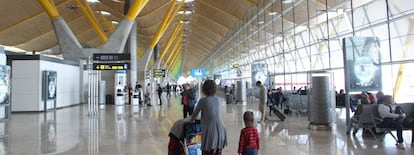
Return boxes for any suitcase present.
[270,106,286,121]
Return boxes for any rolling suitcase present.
[270,106,286,121]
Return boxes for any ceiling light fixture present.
[98,11,111,16]
[282,0,294,4]
[257,21,264,24]
[177,0,194,3]
[87,0,100,3]
[112,0,124,2]
[111,21,119,24]
[180,20,190,24]
[268,12,277,15]
[178,11,192,15]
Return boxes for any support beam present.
[164,36,183,65]
[137,0,170,18]
[125,0,150,21]
[76,0,107,42]
[159,15,185,59]
[37,0,60,19]
[150,0,184,48]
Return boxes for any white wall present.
[11,60,80,112]
[11,60,40,111]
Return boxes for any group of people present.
[347,90,413,149]
[168,80,262,155]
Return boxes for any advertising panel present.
[343,37,382,92]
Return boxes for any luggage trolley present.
[183,120,202,155]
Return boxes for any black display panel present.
[93,63,130,70]
[93,53,130,61]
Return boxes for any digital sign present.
[191,68,206,78]
[93,53,130,61]
[153,69,165,78]
[93,63,130,70]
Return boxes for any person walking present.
[145,83,152,106]
[190,80,227,155]
[238,111,260,155]
[256,81,267,122]
[157,84,163,105]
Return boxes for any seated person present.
[377,95,406,149]
[168,118,189,155]
[376,91,385,104]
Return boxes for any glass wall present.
[205,0,414,103]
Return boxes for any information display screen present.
[153,69,166,78]
[93,63,130,70]
[93,53,130,61]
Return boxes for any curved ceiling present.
[0,0,346,73]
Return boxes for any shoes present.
[396,143,405,150]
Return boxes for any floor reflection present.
[0,94,412,154]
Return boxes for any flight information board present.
[93,63,130,70]
[93,53,130,61]
[153,69,165,78]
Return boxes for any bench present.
[350,103,414,143]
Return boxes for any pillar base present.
[309,123,333,131]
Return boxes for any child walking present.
[238,111,260,155]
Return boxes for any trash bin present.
[105,94,113,104]
[225,95,233,104]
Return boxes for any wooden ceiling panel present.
[0,0,68,30]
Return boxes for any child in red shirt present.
[238,111,260,155]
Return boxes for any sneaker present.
[396,143,405,150]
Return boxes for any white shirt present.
[378,104,404,119]
[258,86,267,103]
[145,85,151,95]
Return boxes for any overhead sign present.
[93,53,130,61]
[233,64,240,68]
[153,69,166,78]
[191,68,206,78]
[93,63,130,70]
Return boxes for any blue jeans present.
[242,148,258,155]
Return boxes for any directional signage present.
[93,63,130,70]
[191,68,206,78]
[153,69,166,78]
[93,53,130,61]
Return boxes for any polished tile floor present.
[1,93,414,155]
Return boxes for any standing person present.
[256,81,267,122]
[190,80,227,155]
[157,84,163,105]
[181,84,195,118]
[238,111,260,155]
[145,83,152,106]
[166,83,171,98]
[135,82,143,105]
[378,95,406,149]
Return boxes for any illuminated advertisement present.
[0,66,10,105]
[343,37,382,92]
[42,71,57,100]
[251,63,268,87]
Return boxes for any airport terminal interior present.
[0,0,414,154]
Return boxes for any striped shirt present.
[238,127,260,153]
